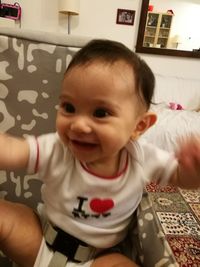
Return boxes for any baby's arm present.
[169,135,200,189]
[0,133,29,170]
[0,135,42,266]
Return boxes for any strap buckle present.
[44,222,96,262]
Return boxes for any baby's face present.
[56,60,143,169]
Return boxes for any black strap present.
[48,227,87,262]
[44,222,96,262]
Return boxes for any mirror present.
[136,0,200,58]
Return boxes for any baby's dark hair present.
[66,39,155,109]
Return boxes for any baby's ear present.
[131,112,157,139]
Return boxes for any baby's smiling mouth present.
[70,139,98,150]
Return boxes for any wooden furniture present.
[143,12,173,49]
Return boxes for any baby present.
[0,39,200,267]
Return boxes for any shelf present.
[144,35,155,38]
[160,27,170,30]
[143,12,173,49]
[146,26,157,28]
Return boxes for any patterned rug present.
[146,182,200,267]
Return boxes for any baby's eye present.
[93,108,109,118]
[63,102,75,113]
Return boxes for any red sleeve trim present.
[34,137,39,173]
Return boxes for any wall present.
[1,0,140,49]
[1,0,200,79]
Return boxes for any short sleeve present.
[26,132,72,180]
[26,135,38,174]
[127,140,178,185]
[26,133,60,174]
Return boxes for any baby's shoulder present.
[126,139,171,164]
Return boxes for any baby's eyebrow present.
[59,94,72,100]
[59,94,121,112]
[59,95,65,100]
[93,100,121,113]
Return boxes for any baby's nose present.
[70,116,92,134]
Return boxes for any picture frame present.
[116,9,135,25]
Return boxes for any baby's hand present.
[176,135,200,189]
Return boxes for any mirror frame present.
[135,0,200,58]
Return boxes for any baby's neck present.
[83,149,127,178]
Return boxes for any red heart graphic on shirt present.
[90,198,114,214]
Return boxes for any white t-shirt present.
[27,133,177,249]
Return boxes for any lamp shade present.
[173,34,182,44]
[59,0,80,15]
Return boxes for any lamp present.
[59,0,80,34]
[173,34,182,49]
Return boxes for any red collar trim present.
[80,153,128,180]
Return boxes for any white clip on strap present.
[48,251,68,267]
[44,221,58,245]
